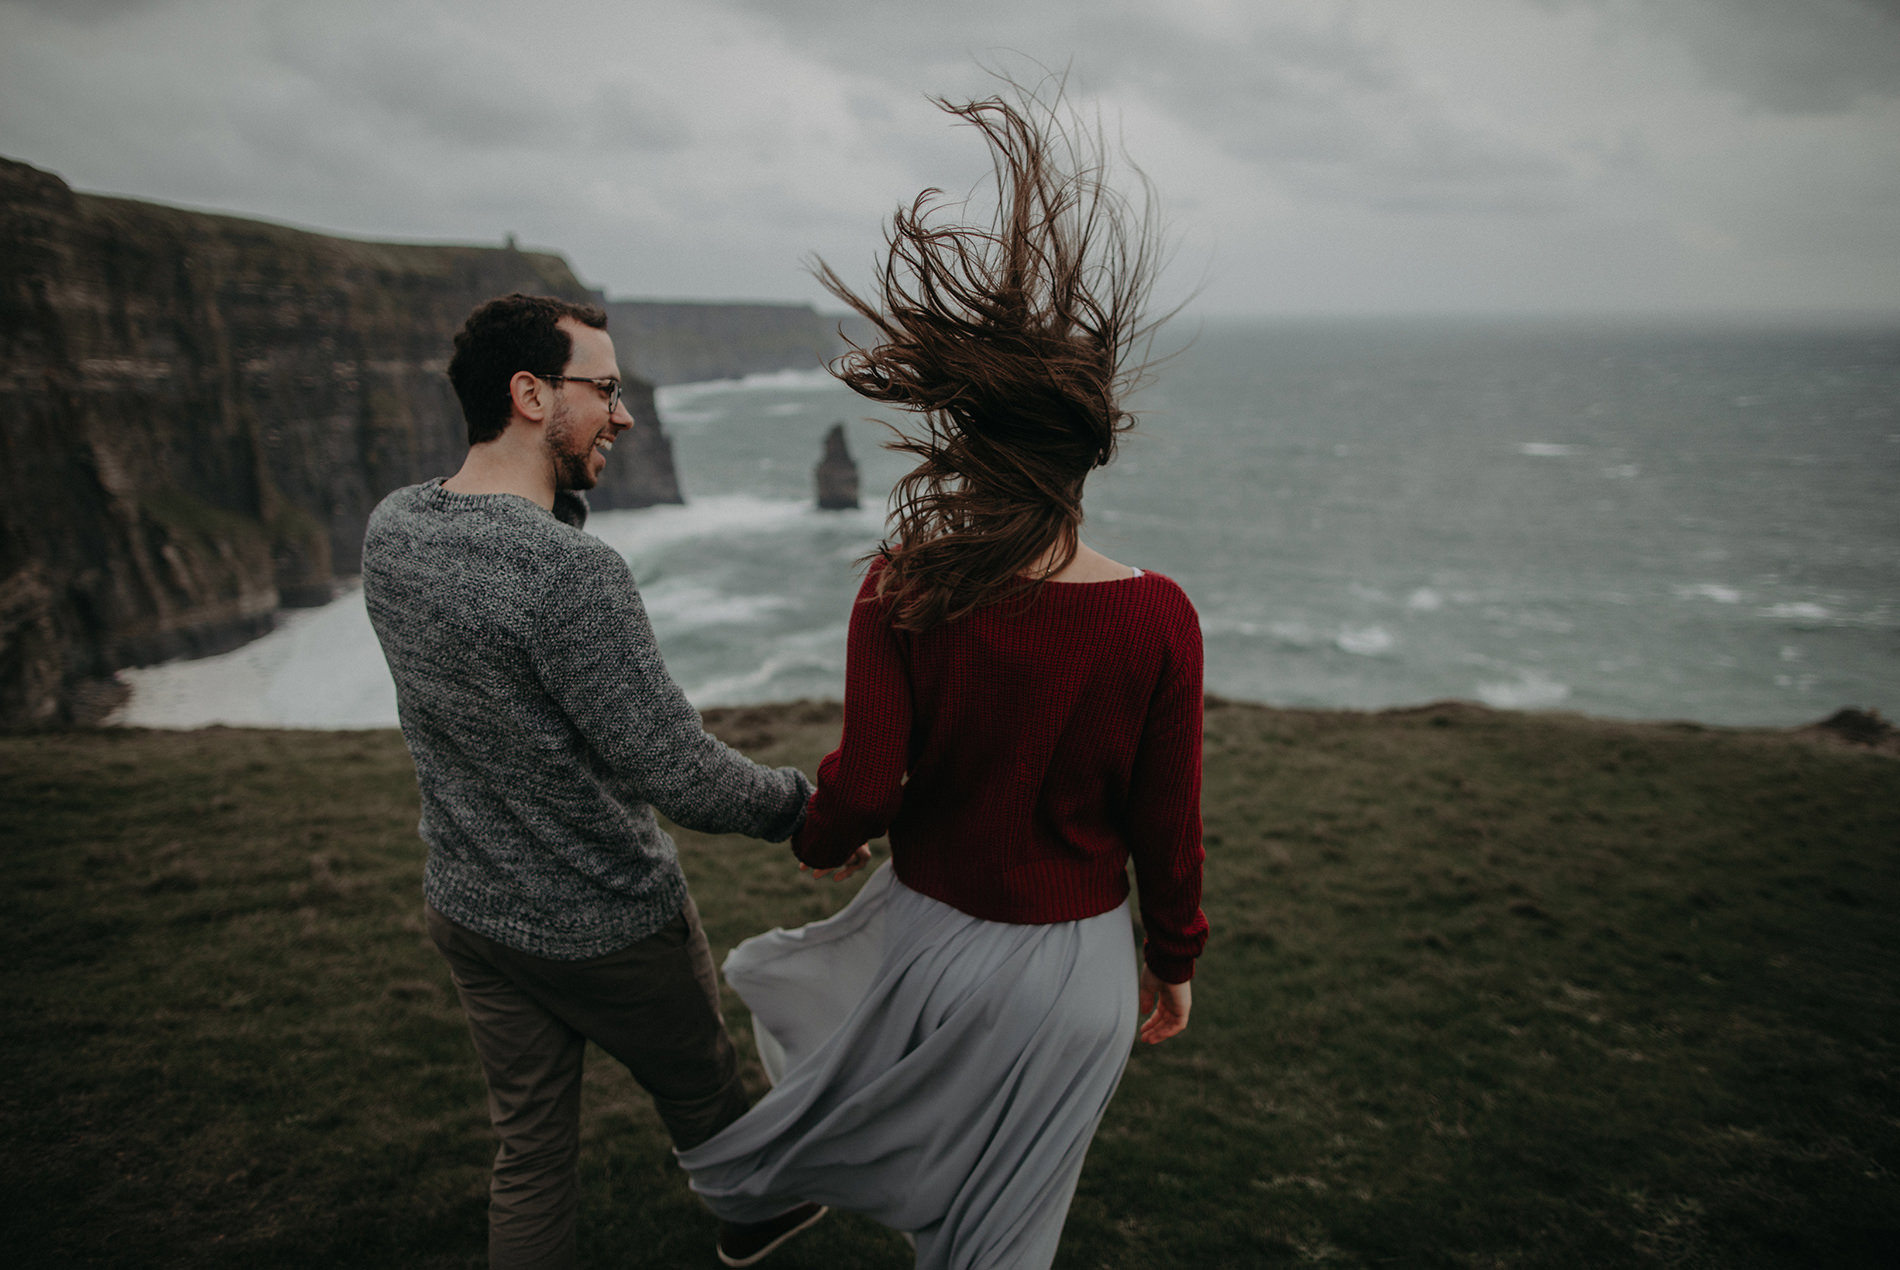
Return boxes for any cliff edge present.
[0,156,681,726]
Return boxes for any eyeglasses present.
[538,374,623,415]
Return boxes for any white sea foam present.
[1199,616,1343,652]
[110,498,871,730]
[1475,669,1571,710]
[656,368,837,410]
[1486,608,1576,634]
[587,495,837,558]
[1674,583,1743,604]
[683,624,847,704]
[1518,442,1579,457]
[1335,625,1395,656]
[111,563,842,728]
[641,578,793,631]
[688,654,826,705]
[1268,621,1323,648]
[1764,601,1831,622]
[1405,587,1444,612]
[111,586,396,729]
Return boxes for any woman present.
[678,87,1207,1270]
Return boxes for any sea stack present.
[815,422,860,510]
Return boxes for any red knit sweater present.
[793,560,1209,983]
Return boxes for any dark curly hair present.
[812,85,1166,631]
[448,293,608,445]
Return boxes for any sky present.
[3,0,1898,318]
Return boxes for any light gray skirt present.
[676,862,1140,1270]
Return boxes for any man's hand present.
[801,843,873,881]
[1137,966,1191,1044]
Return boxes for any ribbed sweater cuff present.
[1144,946,1196,984]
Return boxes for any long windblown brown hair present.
[813,85,1166,631]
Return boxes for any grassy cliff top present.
[2,700,1896,1267]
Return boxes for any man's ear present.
[508,370,549,424]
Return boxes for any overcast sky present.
[3,0,1898,317]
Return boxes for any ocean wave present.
[1674,582,1743,605]
[1269,621,1325,649]
[1475,669,1571,710]
[656,368,838,409]
[1518,442,1579,457]
[1335,625,1396,656]
[588,495,861,557]
[111,587,396,730]
[1199,616,1330,650]
[1762,601,1832,622]
[641,578,794,631]
[683,624,848,705]
[1483,606,1576,634]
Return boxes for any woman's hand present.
[1137,966,1191,1044]
[802,843,873,881]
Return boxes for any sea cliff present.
[0,156,682,726]
[607,299,856,386]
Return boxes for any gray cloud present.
[1087,12,1584,216]
[0,0,167,22]
[725,0,1589,220]
[1680,0,1900,111]
[1,0,1895,315]
[1537,0,1900,112]
[260,12,570,150]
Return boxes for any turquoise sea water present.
[116,317,1900,729]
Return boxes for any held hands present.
[801,842,873,882]
[1137,965,1191,1044]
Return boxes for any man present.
[363,294,827,1269]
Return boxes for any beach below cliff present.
[3,699,1896,1267]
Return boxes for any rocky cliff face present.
[0,156,680,726]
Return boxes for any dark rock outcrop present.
[0,156,680,726]
[1804,707,1899,754]
[815,423,860,510]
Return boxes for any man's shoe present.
[716,1202,827,1267]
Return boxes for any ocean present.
[113,316,1900,730]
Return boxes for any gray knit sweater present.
[362,480,812,959]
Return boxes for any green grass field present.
[2,700,1896,1268]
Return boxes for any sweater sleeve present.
[530,540,812,841]
[792,567,911,868]
[1125,602,1209,983]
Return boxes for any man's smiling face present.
[544,317,632,491]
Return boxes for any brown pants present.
[427,896,750,1270]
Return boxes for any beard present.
[544,396,602,491]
